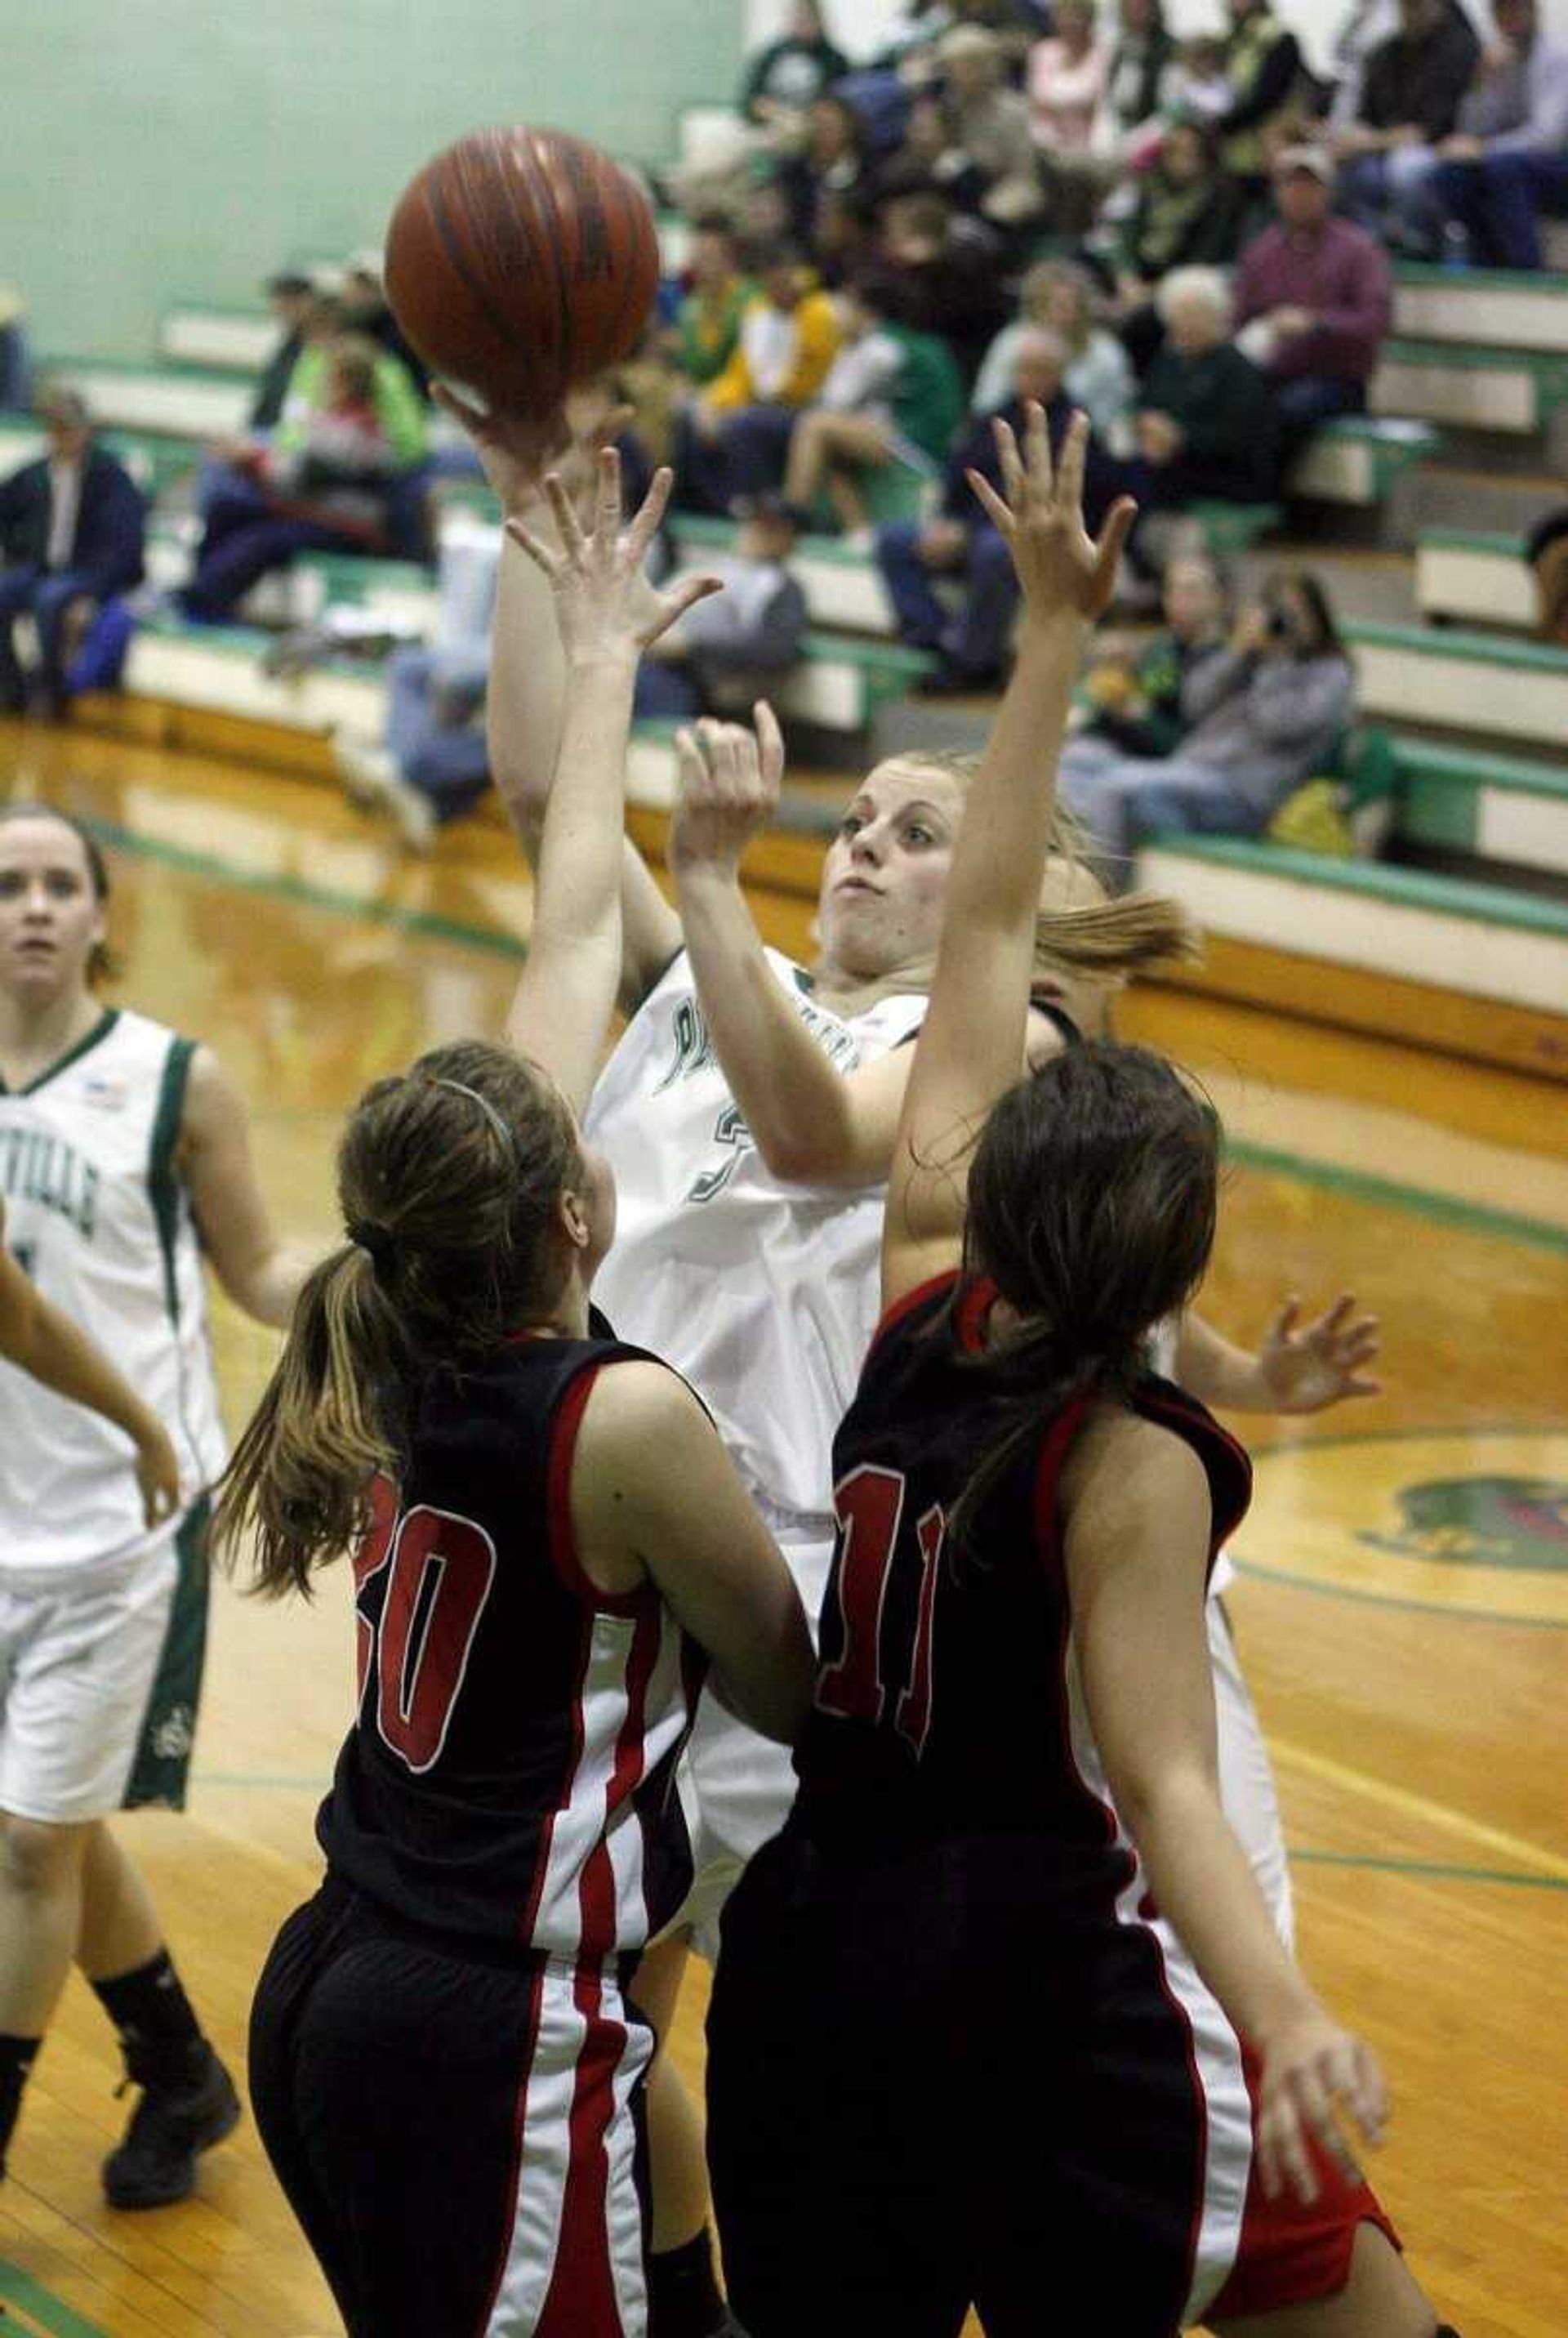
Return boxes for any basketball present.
[383,125,659,421]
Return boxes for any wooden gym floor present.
[1,721,1565,2338]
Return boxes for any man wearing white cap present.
[1232,145,1392,447]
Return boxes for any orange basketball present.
[384,126,660,420]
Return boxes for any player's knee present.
[0,1813,91,1897]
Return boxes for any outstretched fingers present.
[993,414,1027,513]
[754,698,785,795]
[623,462,675,567]
[504,512,560,579]
[544,469,588,559]
[1089,495,1138,605]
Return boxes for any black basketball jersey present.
[317,1323,704,1958]
[794,1271,1251,1887]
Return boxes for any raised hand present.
[965,405,1137,629]
[506,447,723,665]
[432,379,632,518]
[1255,2010,1388,2206]
[669,703,786,878]
[1258,1293,1382,1413]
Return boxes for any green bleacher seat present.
[1347,619,1568,753]
[1414,530,1535,630]
[1389,738,1568,879]
[1371,340,1568,435]
[1137,830,1568,1020]
[1392,264,1568,357]
[1287,417,1438,506]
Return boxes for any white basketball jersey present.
[586,949,925,1531]
[0,1008,225,1576]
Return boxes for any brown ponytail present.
[947,1041,1218,1559]
[214,1040,585,1598]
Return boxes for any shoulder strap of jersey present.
[1132,1376,1253,1557]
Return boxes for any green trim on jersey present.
[123,1496,211,1812]
[0,1005,120,1098]
[147,1035,196,1328]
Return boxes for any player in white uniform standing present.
[0,803,303,2207]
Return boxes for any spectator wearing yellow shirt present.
[675,245,841,513]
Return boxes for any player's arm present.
[502,453,720,1113]
[177,1047,312,1329]
[1175,1296,1382,1414]
[438,387,686,1012]
[0,1203,180,1526]
[570,1361,815,1747]
[883,412,1134,1310]
[670,707,1067,1188]
[1064,1414,1388,2204]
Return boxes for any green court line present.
[1229,1549,1568,1629]
[1225,1140,1568,1260]
[80,811,1568,1259]
[0,2264,110,2338]
[1292,1849,1568,1894]
[79,814,526,963]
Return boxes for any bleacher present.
[9,156,1566,1091]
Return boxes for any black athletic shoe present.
[102,2043,242,2210]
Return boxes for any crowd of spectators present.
[4,0,1566,869]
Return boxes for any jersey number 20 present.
[817,1464,943,1755]
[354,1481,498,1773]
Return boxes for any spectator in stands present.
[332,515,502,849]
[938,25,1048,225]
[1099,0,1179,156]
[1232,146,1392,444]
[181,338,411,622]
[1125,267,1281,508]
[813,184,883,283]
[674,245,841,513]
[779,270,964,534]
[637,492,810,719]
[875,187,1011,383]
[0,386,145,716]
[1331,0,1481,242]
[782,95,883,248]
[670,219,755,387]
[1065,543,1232,770]
[249,273,314,434]
[342,251,430,401]
[874,327,1113,690]
[1113,119,1255,371]
[1059,569,1356,882]
[1428,0,1568,265]
[1027,0,1113,225]
[1218,0,1310,186]
[973,258,1134,444]
[741,0,851,132]
[0,287,35,415]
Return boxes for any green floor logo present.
[1361,1475,1568,1573]
[1236,1432,1568,1623]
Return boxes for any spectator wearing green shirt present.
[670,220,755,388]
[779,270,965,538]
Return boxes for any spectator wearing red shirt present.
[1232,145,1393,447]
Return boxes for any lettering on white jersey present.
[1,1127,100,1238]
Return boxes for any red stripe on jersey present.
[1145,1931,1210,2314]
[475,1959,549,2337]
[577,1604,662,1961]
[545,1360,657,1619]
[534,1965,630,2338]
[1205,2044,1401,2321]
[866,1268,960,1363]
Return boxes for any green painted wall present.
[1,0,739,364]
